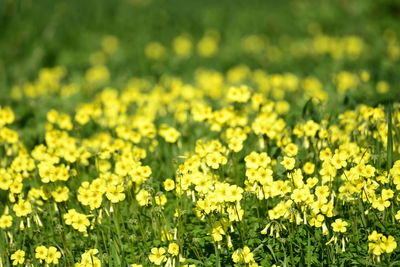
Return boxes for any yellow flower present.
[102,35,119,54]
[368,231,396,256]
[72,213,90,232]
[395,210,400,221]
[106,185,126,203]
[0,169,12,190]
[10,250,25,265]
[281,156,295,171]
[211,225,225,242]
[45,246,62,264]
[145,42,166,60]
[291,188,305,203]
[136,189,151,206]
[155,194,167,206]
[242,246,254,263]
[52,186,70,202]
[232,249,242,263]
[197,31,219,57]
[232,246,255,264]
[227,85,251,103]
[13,199,32,217]
[227,204,244,222]
[63,209,78,225]
[168,242,179,256]
[160,126,181,143]
[319,148,332,161]
[368,230,383,242]
[380,235,397,253]
[284,143,298,157]
[163,179,175,191]
[0,214,12,228]
[173,34,192,58]
[226,185,244,202]
[331,154,347,169]
[372,197,390,211]
[206,151,227,170]
[79,249,101,267]
[315,185,330,201]
[245,152,260,169]
[85,65,110,83]
[35,245,48,260]
[64,209,90,232]
[0,106,15,127]
[331,219,348,233]
[149,247,167,265]
[376,80,389,94]
[303,120,319,137]
[368,242,384,256]
[381,189,394,200]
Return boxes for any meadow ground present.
[0,0,400,266]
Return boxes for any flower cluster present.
[1,26,400,265]
[368,231,397,262]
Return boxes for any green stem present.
[386,103,393,174]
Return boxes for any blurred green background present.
[0,0,399,102]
